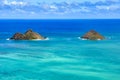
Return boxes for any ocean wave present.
[5,36,119,41]
[6,38,10,40]
[78,37,87,40]
[78,37,104,41]
[31,37,50,41]
[6,37,50,41]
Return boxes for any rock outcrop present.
[81,30,105,40]
[10,33,25,40]
[10,29,45,40]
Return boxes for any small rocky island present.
[10,29,45,40]
[81,30,105,40]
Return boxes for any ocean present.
[0,19,120,80]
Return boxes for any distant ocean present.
[0,19,120,80]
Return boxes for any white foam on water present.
[6,37,50,41]
[78,37,87,40]
[45,37,49,40]
[31,37,50,41]
[81,38,87,40]
[97,39,101,40]
[78,37,104,41]
[78,37,81,39]
[6,38,10,40]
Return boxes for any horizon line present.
[0,18,120,20]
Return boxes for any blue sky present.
[0,0,120,19]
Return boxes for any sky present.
[0,0,120,19]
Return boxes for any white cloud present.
[10,1,26,6]
[30,11,35,14]
[50,5,58,10]
[2,0,27,6]
[96,6,110,10]
[15,9,26,13]
[96,5,120,10]
[0,0,120,18]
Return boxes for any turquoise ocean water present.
[0,19,120,80]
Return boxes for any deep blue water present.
[0,19,120,80]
